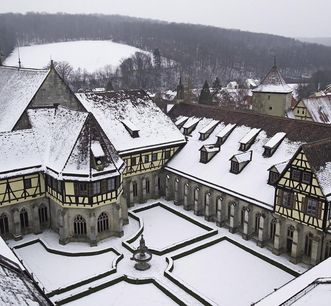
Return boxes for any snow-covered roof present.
[199,120,219,134]
[252,65,293,94]
[175,116,188,127]
[0,129,42,178]
[0,66,49,132]
[201,144,220,153]
[240,128,261,145]
[91,141,105,158]
[0,105,125,181]
[76,90,186,154]
[256,257,331,305]
[216,123,236,139]
[167,103,331,209]
[182,117,200,129]
[264,132,286,149]
[269,161,288,174]
[302,96,331,124]
[232,151,252,163]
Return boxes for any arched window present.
[20,208,29,230]
[97,212,109,233]
[270,220,276,242]
[74,215,87,236]
[325,241,331,259]
[38,204,48,225]
[146,178,150,194]
[255,214,261,233]
[132,181,138,197]
[0,214,9,235]
[304,233,313,257]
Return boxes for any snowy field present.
[4,40,150,73]
[66,280,179,306]
[172,239,295,306]
[132,205,208,251]
[14,242,118,293]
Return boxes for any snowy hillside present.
[4,40,151,73]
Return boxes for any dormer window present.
[216,123,236,145]
[199,144,220,163]
[121,120,139,138]
[263,132,286,157]
[175,116,188,129]
[199,120,219,140]
[230,151,252,174]
[239,128,261,151]
[268,161,288,185]
[182,117,200,136]
[91,141,106,171]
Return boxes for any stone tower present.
[175,76,185,104]
[252,64,293,117]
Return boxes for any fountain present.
[131,235,153,271]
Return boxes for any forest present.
[1,13,331,91]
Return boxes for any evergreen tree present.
[176,76,184,101]
[106,79,114,91]
[212,77,221,89]
[198,80,212,105]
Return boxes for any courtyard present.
[8,200,306,305]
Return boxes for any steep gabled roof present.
[76,90,186,154]
[252,65,293,94]
[302,95,331,124]
[0,66,49,132]
[302,138,331,198]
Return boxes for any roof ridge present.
[0,65,49,72]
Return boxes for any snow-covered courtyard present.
[131,204,211,251]
[8,200,305,305]
[171,239,295,305]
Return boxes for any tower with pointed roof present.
[175,76,185,104]
[252,62,293,117]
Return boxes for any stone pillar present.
[204,192,212,221]
[272,219,282,255]
[310,236,320,266]
[112,204,124,237]
[153,174,159,198]
[120,196,129,225]
[174,178,181,205]
[141,177,147,203]
[12,208,22,240]
[59,210,67,245]
[216,196,224,227]
[183,183,192,210]
[32,204,41,235]
[194,187,202,216]
[126,179,133,208]
[242,207,250,240]
[229,201,239,233]
[165,175,171,201]
[290,227,300,264]
[257,214,267,247]
[89,212,97,246]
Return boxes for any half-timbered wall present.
[293,101,312,121]
[122,146,180,178]
[0,173,45,206]
[275,149,326,230]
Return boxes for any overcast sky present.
[1,0,330,38]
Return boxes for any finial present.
[17,39,22,69]
[50,59,54,69]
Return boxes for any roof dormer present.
[199,120,219,140]
[230,151,252,174]
[267,161,288,185]
[121,119,139,138]
[239,128,261,151]
[182,117,200,136]
[216,123,236,145]
[175,116,188,129]
[91,140,106,171]
[199,144,220,163]
[263,132,286,157]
